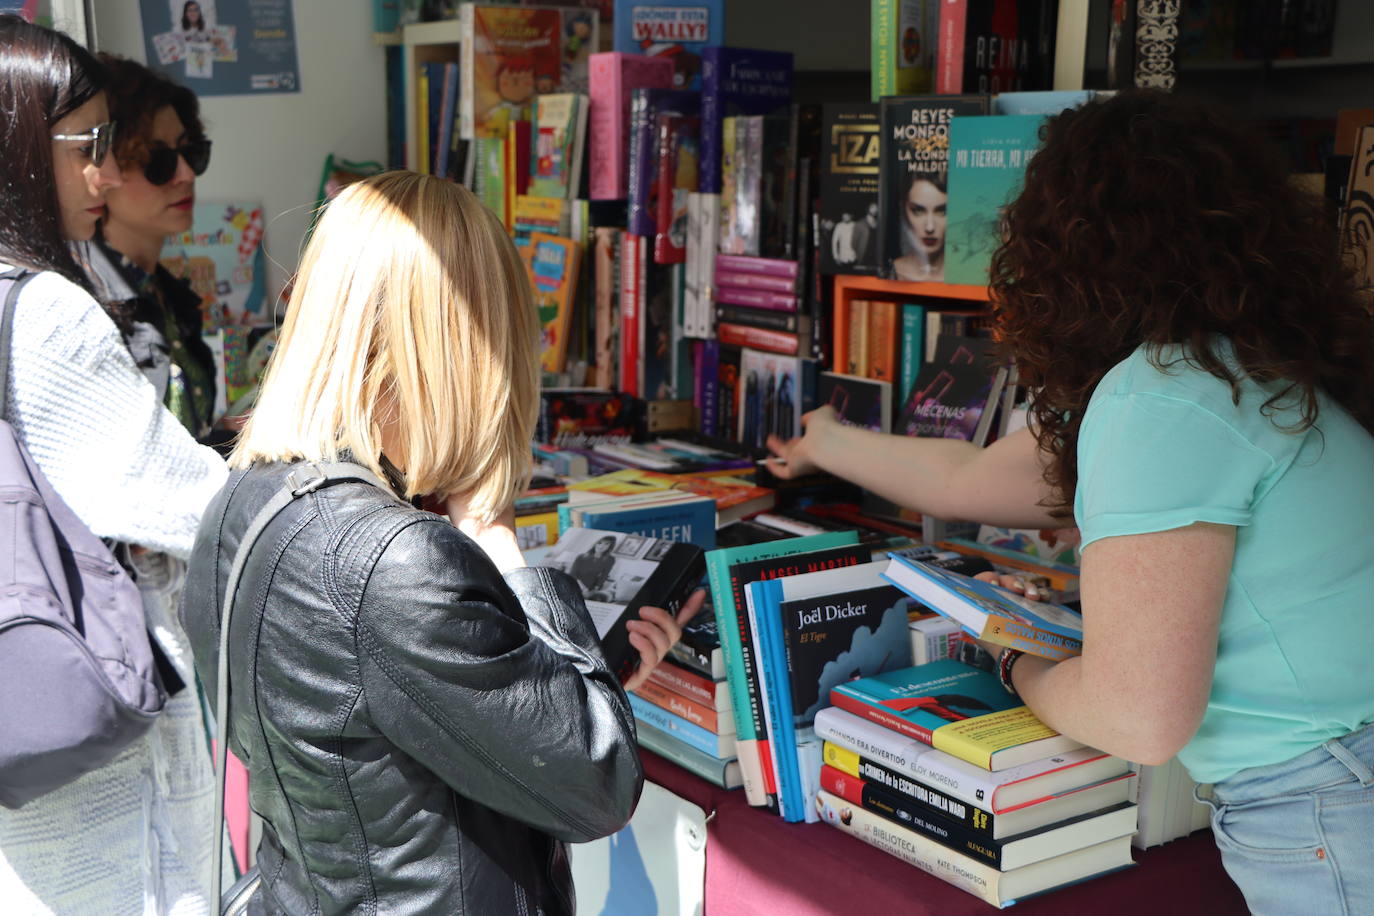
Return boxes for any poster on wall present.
[139,0,300,95]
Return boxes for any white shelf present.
[403,20,462,47]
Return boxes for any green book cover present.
[944,114,1045,286]
[705,530,859,805]
[870,0,938,101]
[898,302,926,407]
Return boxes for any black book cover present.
[538,389,642,447]
[759,113,794,259]
[894,336,1001,441]
[544,527,706,682]
[715,344,744,444]
[818,102,881,276]
[816,371,892,433]
[669,610,723,676]
[877,95,989,283]
[715,303,802,333]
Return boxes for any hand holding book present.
[622,587,707,692]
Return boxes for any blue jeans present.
[1195,722,1374,916]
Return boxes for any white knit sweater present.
[0,266,230,915]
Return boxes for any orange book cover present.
[867,298,898,382]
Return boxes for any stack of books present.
[631,650,741,790]
[816,660,1138,908]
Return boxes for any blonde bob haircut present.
[230,170,540,523]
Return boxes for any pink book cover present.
[714,285,797,311]
[589,52,674,200]
[714,253,799,278]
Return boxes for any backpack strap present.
[0,268,35,423]
[210,460,390,907]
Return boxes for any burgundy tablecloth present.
[640,750,1249,915]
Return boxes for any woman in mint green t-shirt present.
[762,89,1374,914]
[985,91,1374,915]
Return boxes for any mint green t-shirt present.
[1074,340,1374,784]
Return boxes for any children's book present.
[529,93,588,199]
[750,561,915,821]
[542,526,706,682]
[587,52,674,200]
[828,660,1084,770]
[705,531,861,808]
[894,335,1006,444]
[460,4,599,140]
[817,371,893,433]
[883,553,1083,660]
[944,113,1045,286]
[699,47,794,194]
[525,233,582,373]
[612,0,725,90]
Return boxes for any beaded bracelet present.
[997,647,1025,697]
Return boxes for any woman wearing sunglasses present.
[75,54,221,444]
[0,16,226,913]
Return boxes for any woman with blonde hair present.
[182,170,697,913]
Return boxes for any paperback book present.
[536,388,639,448]
[629,693,736,757]
[587,52,674,200]
[883,553,1084,660]
[699,46,794,194]
[558,489,717,550]
[737,348,802,449]
[612,0,725,90]
[636,718,743,789]
[526,232,582,373]
[828,660,1084,770]
[817,371,892,433]
[542,527,706,682]
[818,103,882,276]
[894,335,1006,444]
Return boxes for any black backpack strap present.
[210,460,389,906]
[0,268,36,423]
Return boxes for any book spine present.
[715,305,799,333]
[619,231,640,395]
[898,303,925,404]
[629,695,735,757]
[636,720,737,790]
[713,270,797,293]
[627,90,652,235]
[714,254,800,277]
[745,582,786,816]
[868,299,898,383]
[832,296,849,376]
[699,337,721,437]
[740,115,763,257]
[716,322,799,356]
[587,54,618,199]
[937,0,969,95]
[714,286,798,312]
[653,114,678,264]
[821,766,1008,868]
[823,741,996,838]
[847,299,868,376]
[871,0,895,101]
[458,5,474,140]
[756,579,805,821]
[719,116,740,254]
[666,639,714,678]
[706,552,772,807]
[815,790,1003,907]
[645,660,718,706]
[633,680,730,734]
[828,689,936,746]
[699,48,722,194]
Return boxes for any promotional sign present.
[140,0,300,95]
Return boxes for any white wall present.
[91,0,388,303]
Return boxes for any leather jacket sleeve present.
[349,514,644,844]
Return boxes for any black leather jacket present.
[182,461,644,914]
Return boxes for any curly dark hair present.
[990,89,1374,517]
[96,52,205,168]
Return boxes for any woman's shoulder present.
[1093,339,1246,412]
[8,267,122,346]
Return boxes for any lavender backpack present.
[0,269,166,808]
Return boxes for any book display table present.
[640,750,1249,914]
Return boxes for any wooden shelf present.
[832,274,991,303]
[402,19,462,47]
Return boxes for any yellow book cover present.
[823,740,862,776]
[515,511,560,551]
[933,707,1061,770]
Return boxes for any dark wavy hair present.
[0,15,106,288]
[97,53,205,168]
[990,89,1374,517]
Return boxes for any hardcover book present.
[894,335,1006,444]
[542,526,706,682]
[829,660,1084,770]
[705,531,862,808]
[817,371,892,433]
[633,678,733,733]
[670,608,726,679]
[944,113,1045,286]
[636,718,742,788]
[936,0,1058,95]
[758,561,916,821]
[699,47,794,194]
[629,693,736,757]
[876,95,989,283]
[646,656,722,707]
[525,232,582,373]
[815,789,1136,909]
[559,489,717,549]
[612,0,725,90]
[459,4,599,140]
[737,349,803,449]
[587,52,674,200]
[814,705,1129,814]
[870,0,939,100]
[818,103,882,276]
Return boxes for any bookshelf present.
[401,21,463,173]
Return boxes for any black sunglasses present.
[144,139,212,185]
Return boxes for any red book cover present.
[654,113,701,264]
[828,689,936,745]
[632,680,726,734]
[646,659,718,706]
[716,322,799,355]
[937,0,969,94]
[618,230,641,394]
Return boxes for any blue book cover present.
[629,693,735,758]
[699,47,794,194]
[629,89,700,238]
[944,114,1045,286]
[564,492,717,550]
[613,0,726,90]
[898,302,926,406]
[991,90,1096,115]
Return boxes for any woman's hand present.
[444,494,525,573]
[621,588,707,692]
[973,570,1044,602]
[764,405,840,479]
